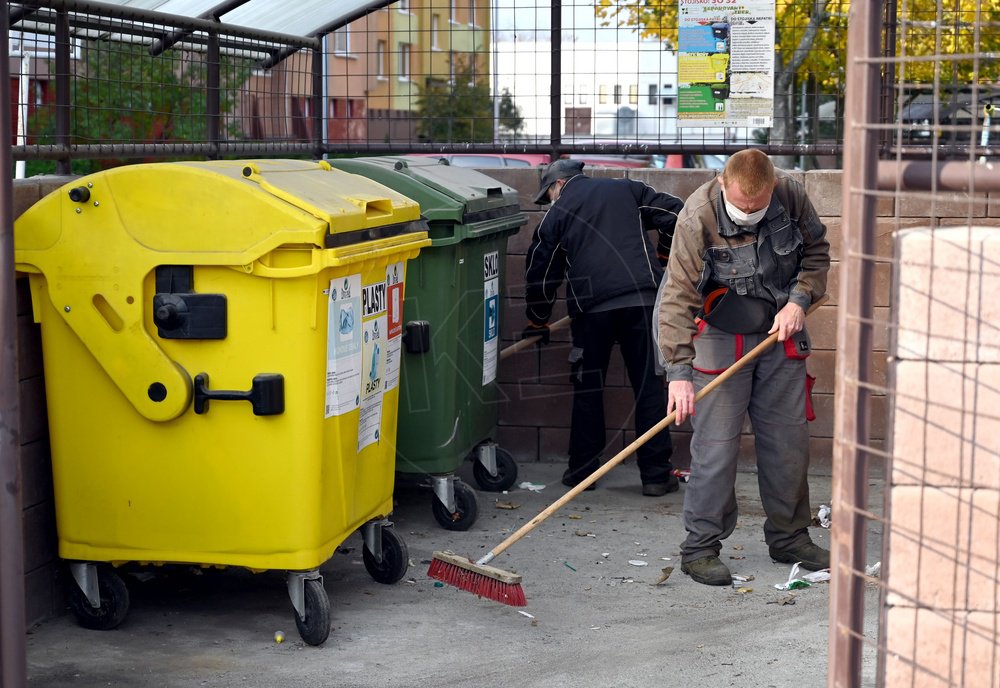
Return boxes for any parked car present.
[405,153,550,168]
[898,90,1000,145]
[562,153,654,168]
[662,153,728,169]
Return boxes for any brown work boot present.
[769,541,831,571]
[680,555,732,586]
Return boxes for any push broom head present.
[428,551,526,607]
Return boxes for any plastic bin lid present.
[330,156,521,224]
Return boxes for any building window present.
[377,40,386,78]
[398,43,411,81]
[564,91,573,105]
[332,27,350,55]
[598,85,607,104]
[629,85,638,105]
[613,85,622,105]
[432,14,440,48]
[648,84,658,105]
[579,84,588,104]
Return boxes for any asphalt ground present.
[26,460,883,688]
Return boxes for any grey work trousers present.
[680,325,814,563]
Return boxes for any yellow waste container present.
[14,159,430,646]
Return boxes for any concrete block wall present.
[488,167,896,474]
[884,227,1000,686]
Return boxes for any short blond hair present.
[721,149,775,198]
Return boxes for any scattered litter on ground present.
[866,561,881,577]
[589,626,601,630]
[671,468,691,483]
[729,555,745,560]
[802,569,831,584]
[518,611,535,619]
[735,587,753,594]
[732,544,744,551]
[574,530,596,537]
[628,560,648,567]
[601,552,610,558]
[567,514,583,520]
[768,594,798,606]
[660,556,672,561]
[653,566,674,585]
[813,504,832,528]
[731,574,755,583]
[564,561,577,572]
[433,582,444,588]
[774,563,812,591]
[494,501,520,510]
[518,482,545,492]
[405,578,416,585]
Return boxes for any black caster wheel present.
[431,480,479,531]
[293,578,331,646]
[68,564,130,631]
[362,526,410,584]
[472,446,519,492]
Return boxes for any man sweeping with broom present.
[656,149,831,586]
[427,152,829,605]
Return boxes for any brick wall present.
[883,227,1000,686]
[485,167,903,474]
[13,177,74,626]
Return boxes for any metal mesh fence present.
[834,1,1000,686]
[9,0,859,173]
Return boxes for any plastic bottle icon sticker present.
[339,304,355,337]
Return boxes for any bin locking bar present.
[193,373,285,416]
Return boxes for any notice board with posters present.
[677,0,776,129]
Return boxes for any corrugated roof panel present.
[221,0,387,37]
[70,0,390,38]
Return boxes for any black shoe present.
[769,542,830,571]
[561,468,596,491]
[681,555,732,586]
[642,474,680,497]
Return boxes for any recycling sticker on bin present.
[325,274,363,418]
[358,281,388,451]
[482,251,500,386]
[383,262,405,393]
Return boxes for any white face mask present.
[722,189,769,227]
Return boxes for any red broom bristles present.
[428,556,527,607]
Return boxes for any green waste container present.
[330,156,526,531]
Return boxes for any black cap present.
[533,159,585,205]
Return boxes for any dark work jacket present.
[524,174,683,323]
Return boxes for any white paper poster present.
[677,0,776,128]
[358,281,387,452]
[384,261,405,392]
[325,274,362,418]
[482,250,500,386]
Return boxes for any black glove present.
[521,322,551,346]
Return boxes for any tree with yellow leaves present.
[596,0,1000,161]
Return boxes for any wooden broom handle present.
[499,315,573,361]
[477,294,829,565]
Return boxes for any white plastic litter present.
[816,504,832,528]
[518,482,545,492]
[802,569,831,583]
[628,560,649,567]
[518,611,535,619]
[774,563,812,590]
